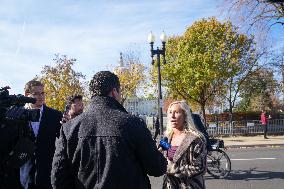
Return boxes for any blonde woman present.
[162,101,207,189]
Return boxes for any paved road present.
[150,147,284,189]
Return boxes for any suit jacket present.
[34,105,62,189]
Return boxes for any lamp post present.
[148,31,167,138]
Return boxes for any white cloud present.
[0,0,223,94]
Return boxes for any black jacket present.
[0,121,23,189]
[0,105,62,189]
[192,113,212,150]
[51,96,167,189]
[33,105,62,189]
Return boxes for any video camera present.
[0,86,40,122]
[0,86,39,183]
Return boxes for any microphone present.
[159,137,171,150]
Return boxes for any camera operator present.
[0,88,39,189]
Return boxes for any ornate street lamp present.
[148,31,167,138]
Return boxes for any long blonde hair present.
[165,101,205,141]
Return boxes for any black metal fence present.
[146,116,284,136]
[207,119,284,136]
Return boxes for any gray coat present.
[163,133,207,189]
[51,96,167,189]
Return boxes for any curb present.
[226,144,284,148]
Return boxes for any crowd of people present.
[1,71,209,189]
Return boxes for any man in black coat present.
[20,80,62,189]
[51,71,167,189]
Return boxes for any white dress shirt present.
[20,105,43,189]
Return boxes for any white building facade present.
[114,53,158,116]
[124,97,157,116]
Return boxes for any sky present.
[0,0,283,95]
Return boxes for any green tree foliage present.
[36,54,86,111]
[236,68,278,111]
[162,17,251,124]
[114,51,146,105]
[221,35,261,122]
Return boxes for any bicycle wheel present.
[207,149,231,179]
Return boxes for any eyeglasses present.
[30,92,46,96]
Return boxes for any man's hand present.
[60,113,71,124]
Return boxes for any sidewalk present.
[218,135,284,148]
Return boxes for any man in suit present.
[20,80,62,189]
[51,71,167,189]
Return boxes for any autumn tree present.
[221,38,264,122]
[113,51,146,105]
[36,54,87,111]
[236,68,278,111]
[162,17,257,125]
[149,51,201,113]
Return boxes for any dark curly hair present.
[66,94,83,106]
[89,71,120,97]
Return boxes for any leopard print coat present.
[162,132,207,189]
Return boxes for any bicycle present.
[206,138,231,179]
